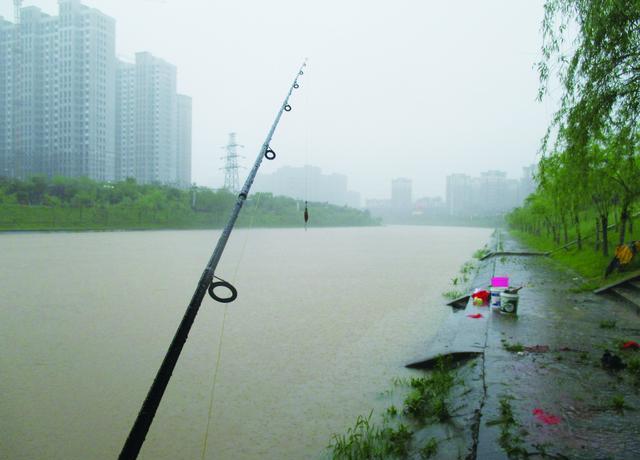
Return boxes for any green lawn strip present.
[510,229,640,289]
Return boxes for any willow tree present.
[539,0,640,153]
[538,149,590,248]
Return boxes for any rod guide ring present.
[265,148,276,160]
[284,104,292,112]
[208,280,238,303]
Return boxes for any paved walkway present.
[413,230,640,459]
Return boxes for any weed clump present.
[443,289,466,300]
[328,412,413,460]
[418,437,438,459]
[329,359,459,459]
[403,362,455,422]
[612,395,627,413]
[487,396,529,459]
[473,246,490,259]
[599,319,617,329]
[501,339,525,353]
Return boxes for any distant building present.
[176,94,192,188]
[253,165,361,207]
[115,53,192,186]
[519,164,537,203]
[391,178,412,213]
[1,1,192,186]
[414,196,446,217]
[116,60,136,180]
[0,0,116,180]
[365,198,390,216]
[116,52,177,184]
[365,177,414,220]
[446,174,474,216]
[445,168,535,217]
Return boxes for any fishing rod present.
[119,60,307,460]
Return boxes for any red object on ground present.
[471,290,490,302]
[532,408,561,425]
[621,340,640,350]
[467,313,484,319]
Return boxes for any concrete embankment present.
[410,229,640,459]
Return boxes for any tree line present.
[507,138,639,256]
[507,0,640,258]
[0,176,379,230]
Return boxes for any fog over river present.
[1,226,491,459]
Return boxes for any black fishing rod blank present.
[119,61,306,460]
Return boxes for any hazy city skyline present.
[0,0,556,200]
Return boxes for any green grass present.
[442,289,466,300]
[0,197,379,232]
[510,229,640,289]
[487,396,529,458]
[599,320,617,329]
[328,359,458,459]
[473,246,491,259]
[403,367,455,422]
[612,395,626,412]
[627,357,640,386]
[501,339,525,353]
[328,411,414,459]
[418,438,438,459]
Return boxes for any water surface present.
[0,226,491,459]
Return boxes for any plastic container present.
[500,291,519,314]
[490,287,506,309]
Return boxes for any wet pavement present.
[413,230,640,459]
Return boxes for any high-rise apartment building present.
[253,165,361,208]
[446,173,473,216]
[1,1,191,186]
[445,169,534,216]
[115,60,135,180]
[176,94,192,187]
[0,0,116,180]
[134,52,177,184]
[116,52,183,185]
[0,17,14,178]
[391,177,412,213]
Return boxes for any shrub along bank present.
[0,176,379,231]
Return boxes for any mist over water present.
[1,226,491,459]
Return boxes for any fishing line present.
[119,61,306,460]
[200,191,265,460]
[304,60,311,231]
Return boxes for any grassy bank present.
[0,176,379,231]
[510,228,640,289]
[0,200,378,231]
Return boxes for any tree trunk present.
[601,214,609,257]
[595,217,601,252]
[562,215,569,244]
[574,212,582,250]
[619,206,629,245]
[549,221,558,244]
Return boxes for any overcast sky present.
[1,0,559,201]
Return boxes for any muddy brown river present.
[0,225,491,459]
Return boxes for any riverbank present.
[329,229,640,459]
[0,177,379,231]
